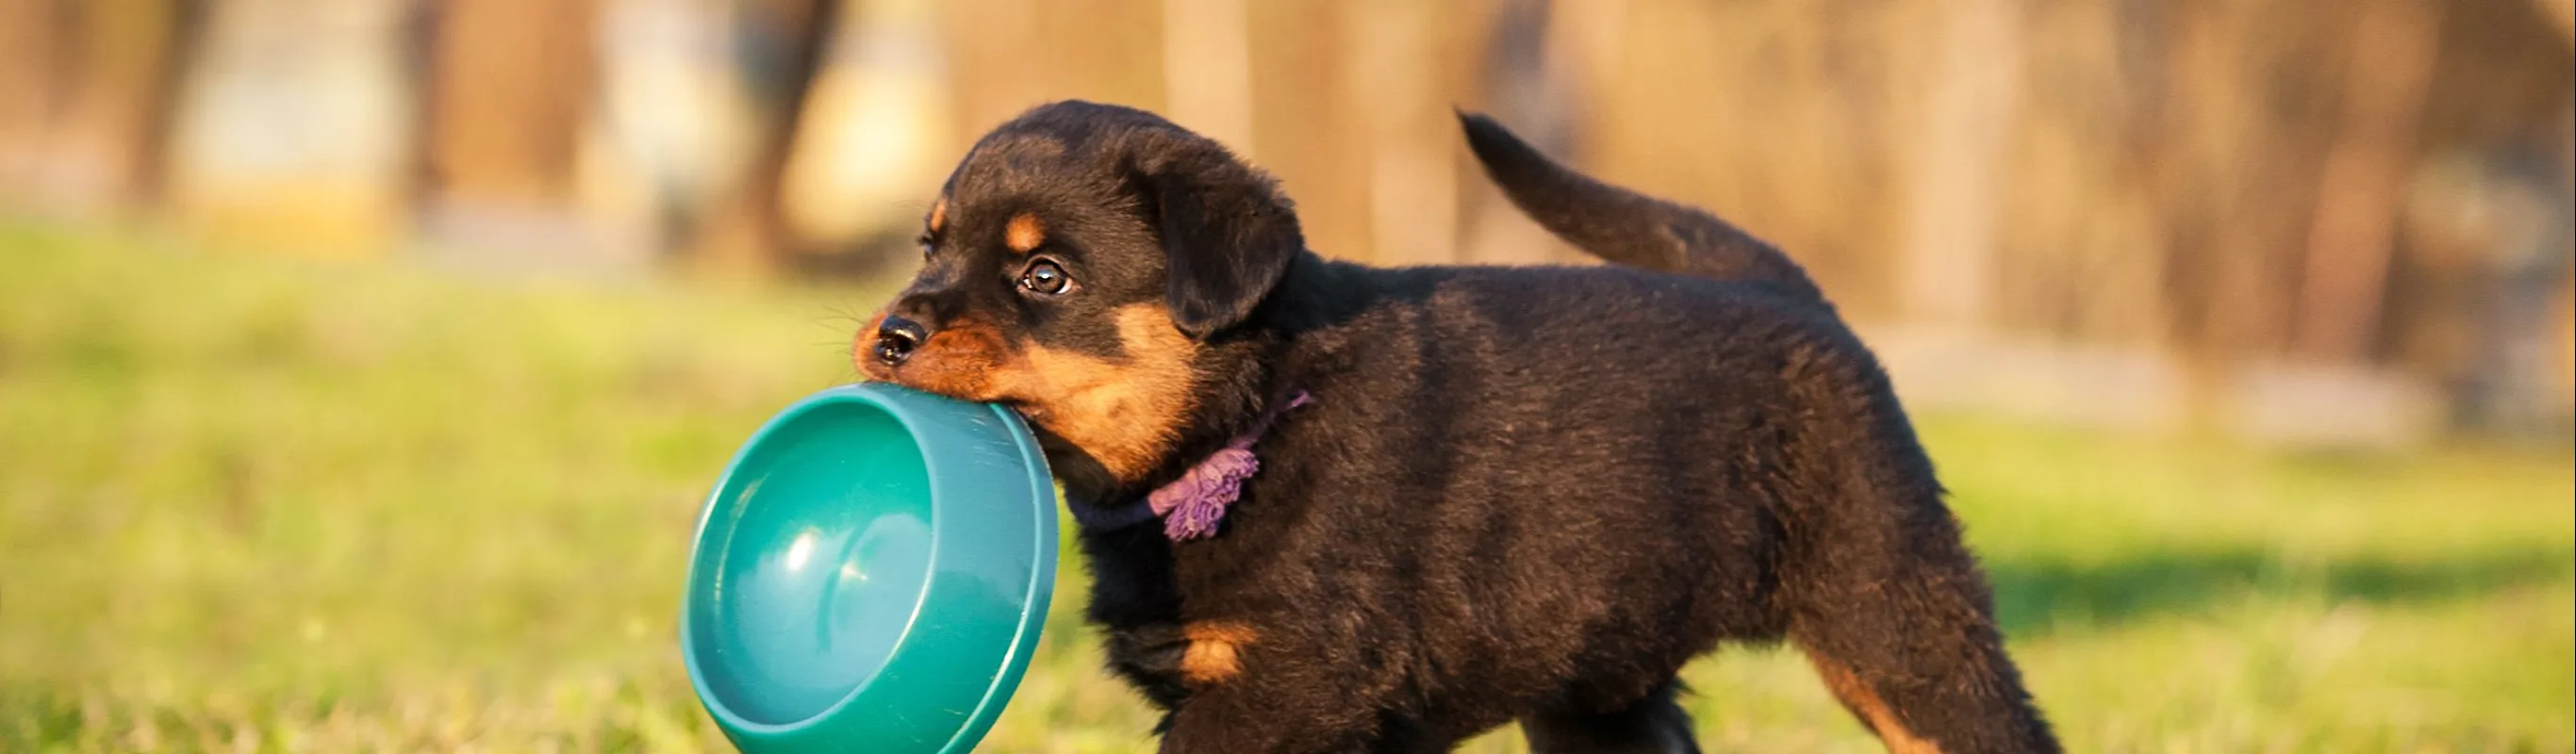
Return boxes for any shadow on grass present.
[1985,544,2575,636]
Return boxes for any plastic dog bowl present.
[681,383,1057,754]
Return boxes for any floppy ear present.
[1135,135,1305,340]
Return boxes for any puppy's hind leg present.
[1520,678,1703,754]
[1785,516,2062,754]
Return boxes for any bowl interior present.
[686,400,936,727]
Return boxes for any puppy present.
[857,101,2060,754]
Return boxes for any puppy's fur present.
[858,101,2059,754]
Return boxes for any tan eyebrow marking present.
[1005,213,1045,254]
[927,198,948,233]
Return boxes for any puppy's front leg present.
[1159,685,1378,754]
[1152,622,1394,754]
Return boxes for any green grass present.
[2,222,2568,753]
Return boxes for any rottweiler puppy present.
[856,100,2060,754]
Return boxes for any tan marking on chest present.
[1180,621,1257,686]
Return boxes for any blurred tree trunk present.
[939,0,1044,134]
[1896,0,2020,333]
[1346,0,1480,266]
[417,0,601,210]
[2137,2,2245,434]
[398,0,438,213]
[941,0,1164,137]
[0,0,204,212]
[2292,0,2442,362]
[690,0,840,277]
[0,0,78,197]
[131,0,209,208]
[1244,0,1367,262]
[1460,0,1584,267]
[1162,0,1252,150]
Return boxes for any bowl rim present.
[678,382,1058,750]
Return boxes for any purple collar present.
[1065,390,1313,541]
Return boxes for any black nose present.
[874,315,929,366]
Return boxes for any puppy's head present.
[857,101,1304,490]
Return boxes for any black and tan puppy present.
[856,101,2059,754]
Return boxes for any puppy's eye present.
[1018,259,1074,296]
[916,234,934,259]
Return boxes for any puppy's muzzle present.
[873,315,929,367]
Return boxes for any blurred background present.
[1,0,2569,751]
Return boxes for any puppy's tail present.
[1457,109,1825,303]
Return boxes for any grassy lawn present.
[2,222,2568,753]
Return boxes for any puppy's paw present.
[1106,623,1194,704]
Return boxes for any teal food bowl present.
[681,383,1058,754]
